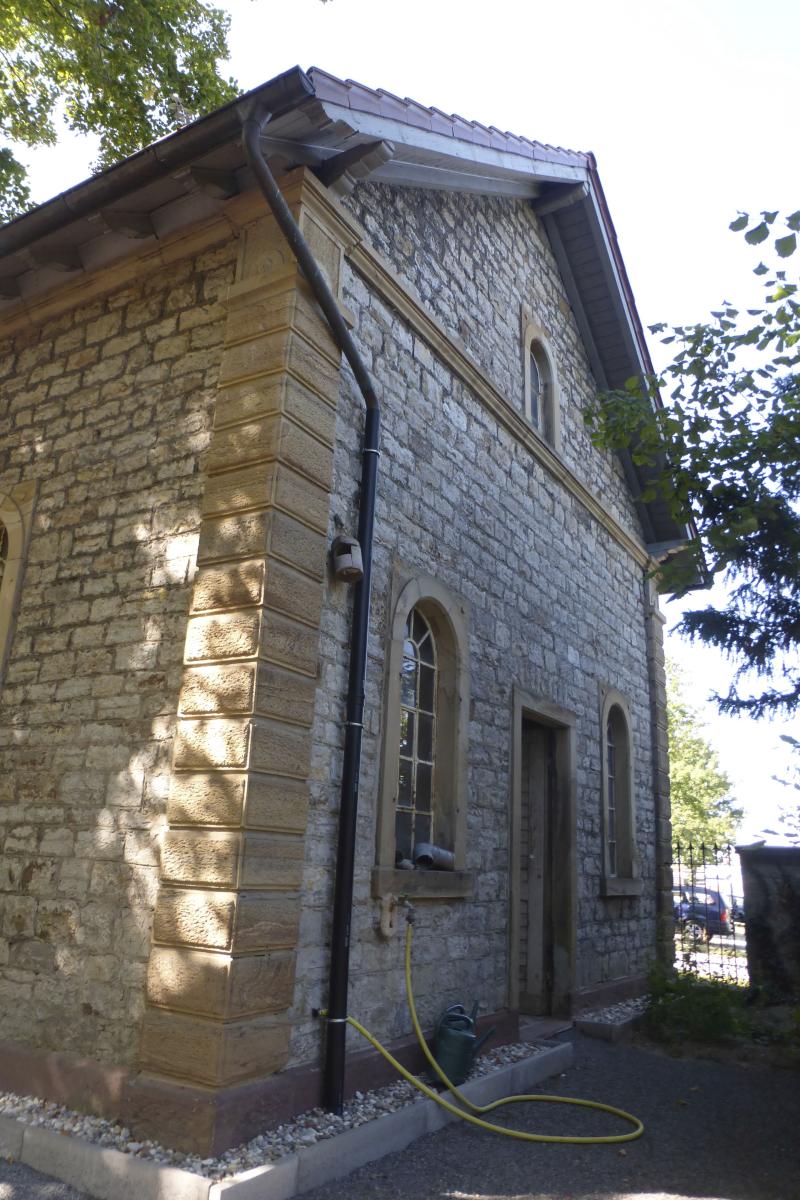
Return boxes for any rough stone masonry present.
[0,159,670,1150]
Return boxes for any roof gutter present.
[241,109,380,1117]
[0,67,314,257]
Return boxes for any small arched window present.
[600,690,640,895]
[0,521,7,588]
[0,483,36,689]
[522,322,559,449]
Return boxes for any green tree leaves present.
[586,212,800,718]
[667,663,742,847]
[0,0,238,222]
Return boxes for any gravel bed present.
[0,1040,545,1182]
[577,996,648,1024]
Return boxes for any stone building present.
[0,67,681,1151]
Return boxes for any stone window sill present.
[601,876,643,898]
[371,866,473,900]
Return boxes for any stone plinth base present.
[0,1007,518,1156]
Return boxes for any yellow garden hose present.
[324,920,644,1145]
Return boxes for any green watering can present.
[432,1002,496,1086]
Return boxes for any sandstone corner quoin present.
[0,66,687,1154]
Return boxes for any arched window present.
[395,609,437,863]
[600,689,640,895]
[0,483,36,688]
[0,521,7,589]
[374,572,471,899]
[522,322,559,449]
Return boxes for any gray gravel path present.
[301,1031,800,1200]
[0,1158,88,1199]
[2,1032,798,1199]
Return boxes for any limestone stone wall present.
[0,238,236,1065]
[289,185,659,1065]
[343,185,640,536]
[0,172,664,1088]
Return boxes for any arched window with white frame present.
[522,322,560,450]
[373,571,472,899]
[0,483,36,689]
[599,688,641,896]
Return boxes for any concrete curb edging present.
[1,1042,573,1200]
[574,1014,643,1043]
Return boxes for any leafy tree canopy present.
[587,212,800,718]
[0,0,238,222]
[667,662,742,850]
[765,733,800,844]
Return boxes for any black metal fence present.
[672,842,749,985]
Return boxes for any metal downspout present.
[241,110,380,1116]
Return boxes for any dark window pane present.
[401,657,417,707]
[418,664,435,712]
[530,350,540,426]
[399,709,415,757]
[608,841,617,876]
[395,810,413,860]
[397,760,413,807]
[417,713,434,762]
[418,630,435,664]
[415,762,432,812]
[413,610,429,644]
[414,813,431,847]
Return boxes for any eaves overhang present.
[0,64,695,564]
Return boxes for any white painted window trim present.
[0,481,36,688]
[521,317,561,453]
[599,685,641,897]
[372,568,471,901]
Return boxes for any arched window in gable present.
[522,322,560,449]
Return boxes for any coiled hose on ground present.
[323,917,644,1145]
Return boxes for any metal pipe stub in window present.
[413,842,455,871]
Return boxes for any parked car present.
[673,886,733,942]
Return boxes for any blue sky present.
[15,0,800,838]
